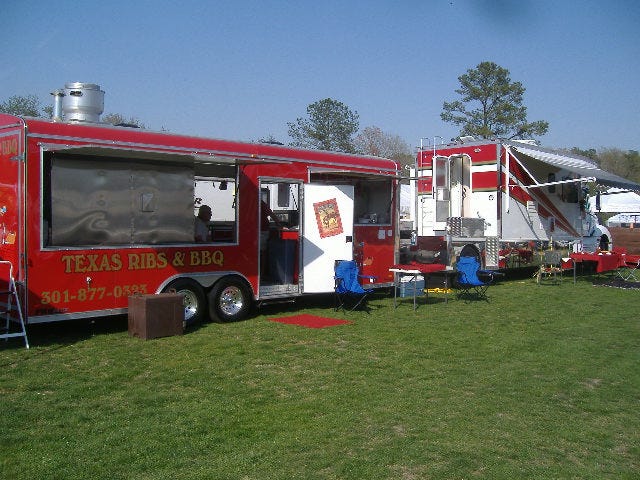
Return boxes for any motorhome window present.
[44,152,238,246]
[561,177,579,203]
[354,179,392,224]
[435,157,448,187]
[547,173,556,193]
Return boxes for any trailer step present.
[257,298,297,308]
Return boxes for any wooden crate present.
[610,227,640,254]
[128,293,184,340]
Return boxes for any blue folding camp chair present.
[334,260,376,312]
[455,256,498,302]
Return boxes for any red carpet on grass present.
[269,314,352,329]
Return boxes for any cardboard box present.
[128,293,184,340]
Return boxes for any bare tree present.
[597,148,640,184]
[102,113,145,128]
[355,126,413,167]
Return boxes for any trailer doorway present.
[258,180,302,297]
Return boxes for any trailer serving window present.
[353,178,392,224]
[309,171,393,225]
[41,147,238,247]
[194,173,238,243]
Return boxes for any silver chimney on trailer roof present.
[55,82,105,123]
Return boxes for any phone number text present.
[40,284,148,304]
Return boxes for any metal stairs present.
[0,261,29,349]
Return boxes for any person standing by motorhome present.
[195,205,212,242]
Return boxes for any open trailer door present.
[0,123,25,279]
[302,184,354,293]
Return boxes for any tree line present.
[2,62,638,182]
[0,94,145,129]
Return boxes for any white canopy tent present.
[606,213,640,227]
[591,188,640,213]
[588,188,640,227]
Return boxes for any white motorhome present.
[409,138,640,268]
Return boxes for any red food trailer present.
[0,83,399,329]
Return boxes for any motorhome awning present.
[507,142,640,191]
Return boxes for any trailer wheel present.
[208,277,252,323]
[163,279,207,326]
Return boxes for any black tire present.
[163,278,207,326]
[208,276,252,323]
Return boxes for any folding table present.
[389,263,448,310]
[569,252,624,283]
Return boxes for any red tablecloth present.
[569,252,622,273]
[390,263,447,273]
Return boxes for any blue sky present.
[2,0,639,152]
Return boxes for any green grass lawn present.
[2,275,639,479]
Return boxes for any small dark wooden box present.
[128,293,184,340]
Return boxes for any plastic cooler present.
[397,275,425,298]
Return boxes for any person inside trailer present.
[195,204,212,242]
[261,200,281,232]
[260,200,283,277]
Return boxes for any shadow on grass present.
[11,315,129,349]
[6,292,365,350]
[255,291,390,317]
[3,313,217,351]
[592,278,640,289]
[498,265,539,281]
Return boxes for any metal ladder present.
[0,261,29,349]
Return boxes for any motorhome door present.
[433,154,471,224]
[302,184,354,293]
[449,154,472,218]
